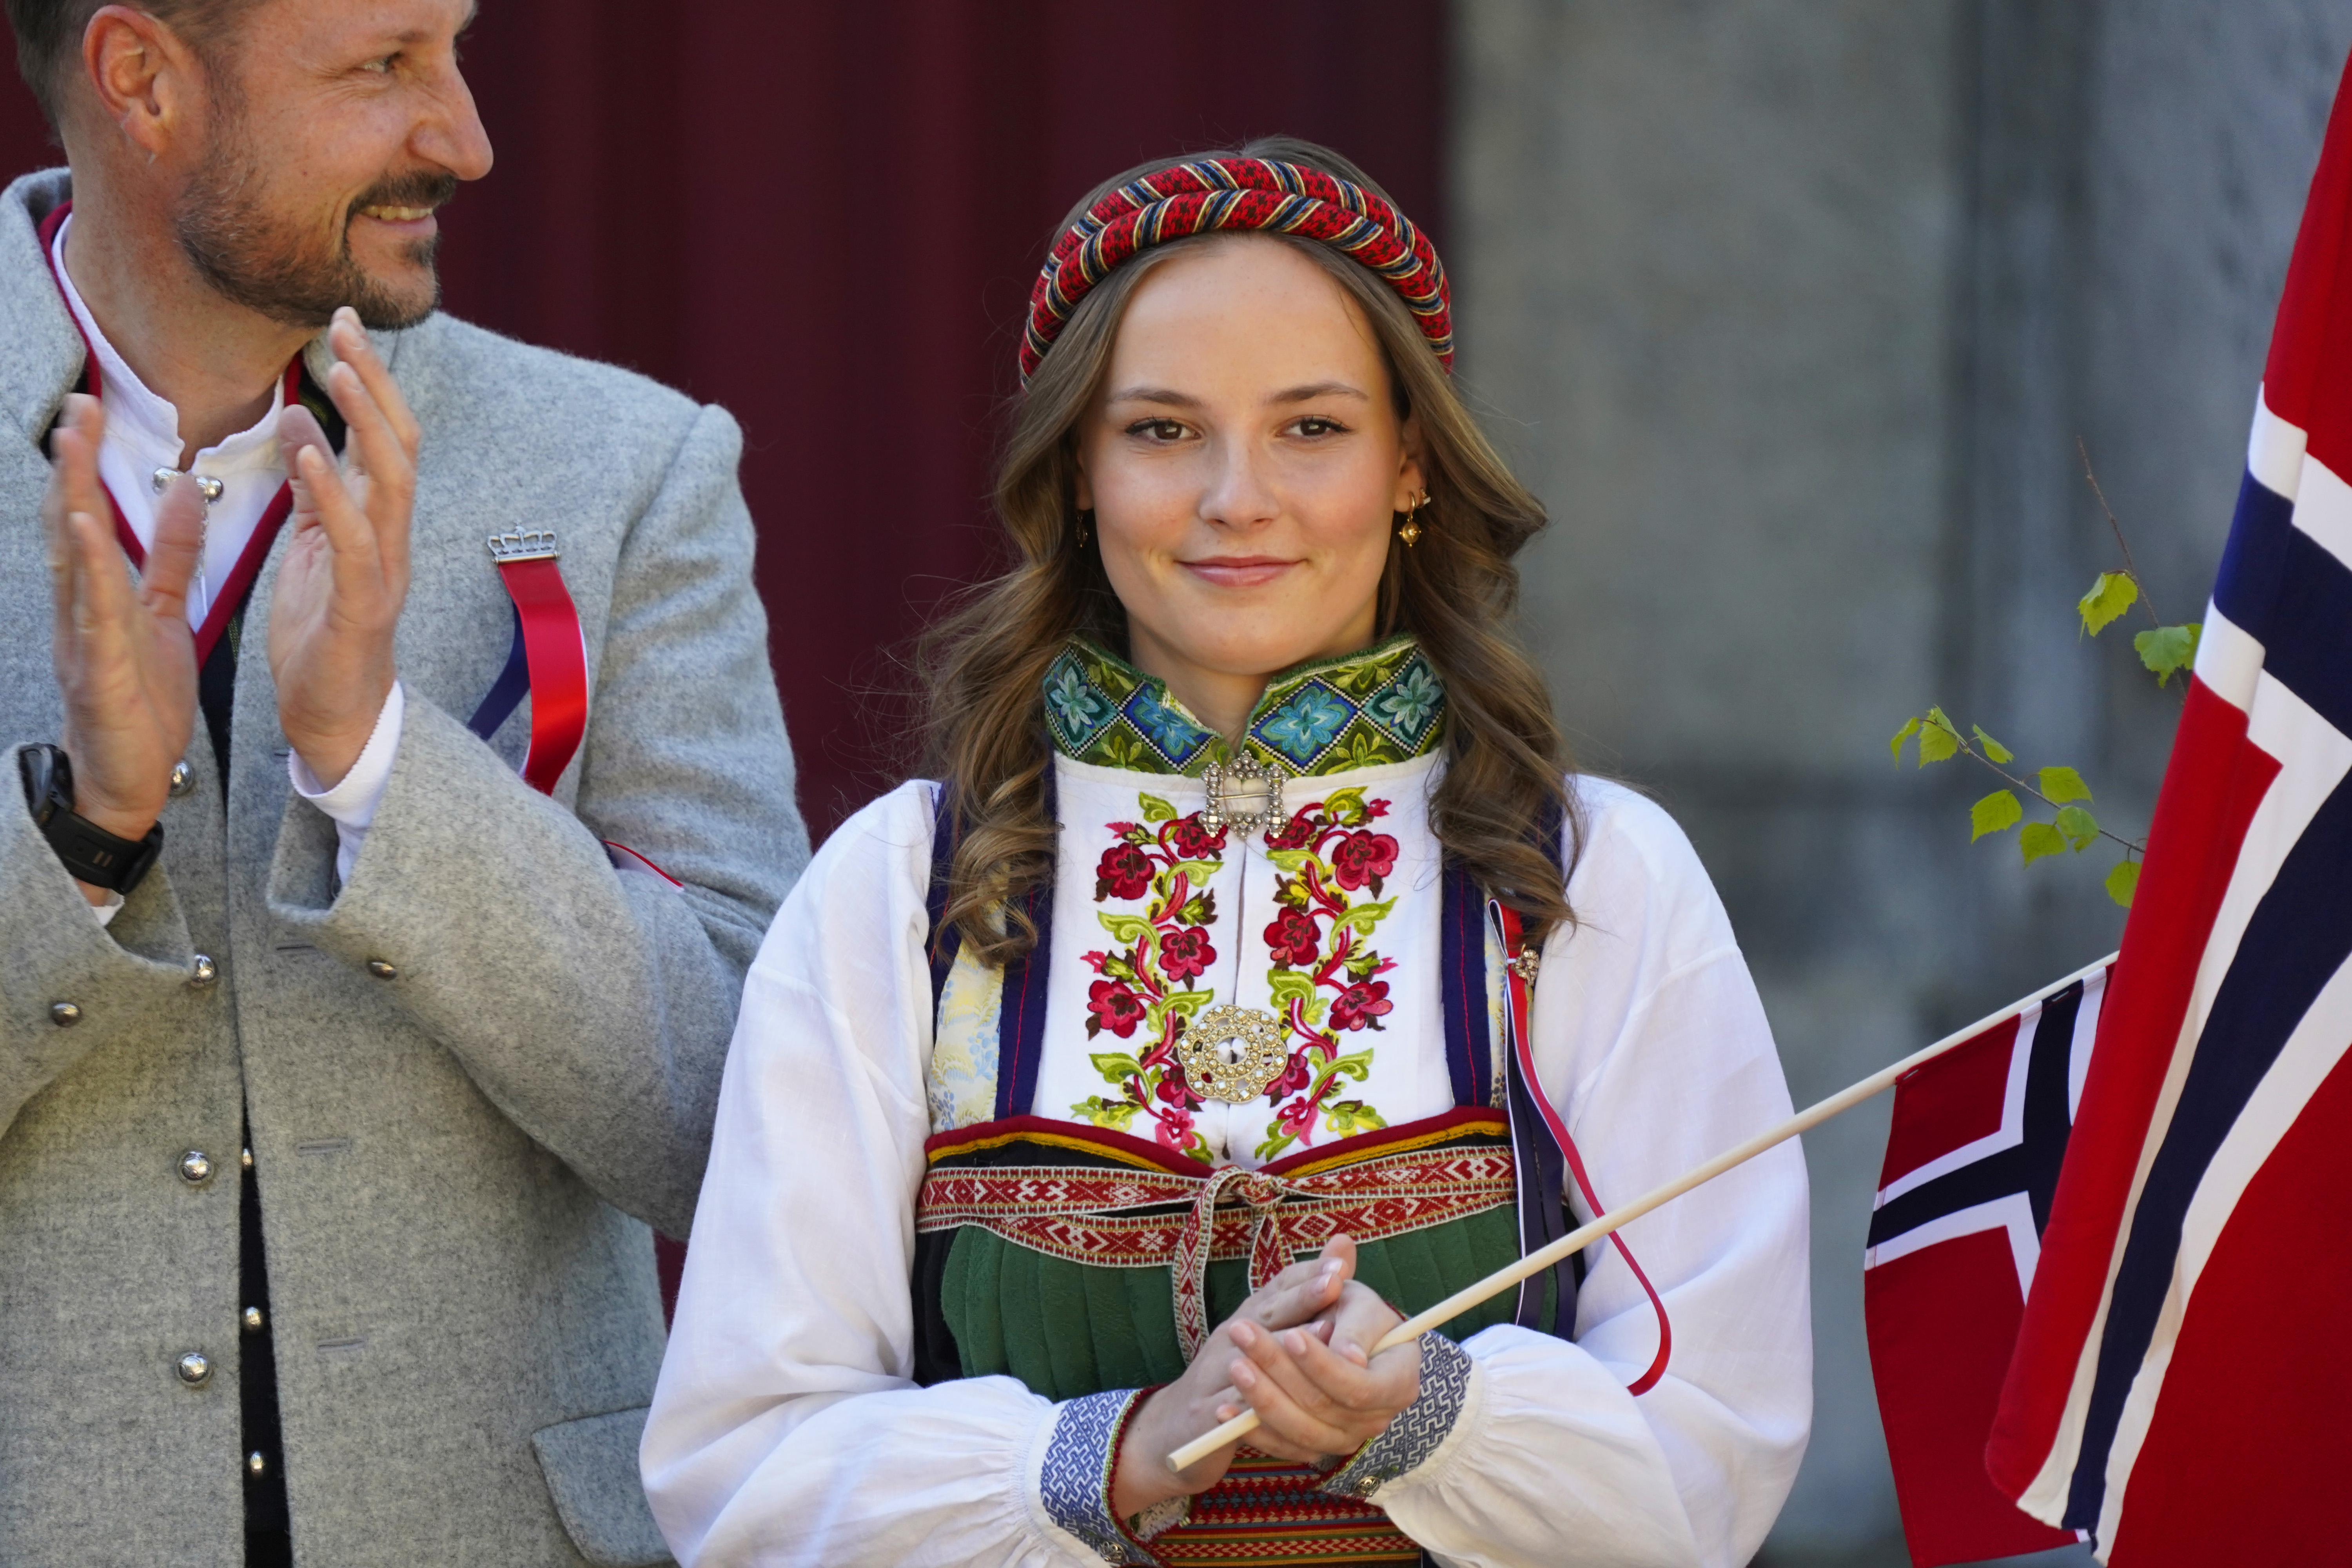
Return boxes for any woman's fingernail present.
[1230,1321,1255,1348]
[1232,1361,1257,1388]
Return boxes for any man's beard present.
[175,133,457,332]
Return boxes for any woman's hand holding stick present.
[1167,949,2120,1471]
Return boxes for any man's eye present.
[362,54,397,75]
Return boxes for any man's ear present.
[82,5,203,160]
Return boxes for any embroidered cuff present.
[1322,1332,1474,1500]
[1040,1388,1161,1565]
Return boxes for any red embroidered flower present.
[1263,813,1316,851]
[1160,927,1215,981]
[1094,842,1154,901]
[1331,831,1399,891]
[1264,907,1322,967]
[1331,979,1393,1032]
[1265,1050,1314,1100]
[1169,814,1227,860]
[1087,979,1145,1038]
[1153,1103,1197,1150]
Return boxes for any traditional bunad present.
[644,637,1813,1567]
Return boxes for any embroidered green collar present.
[1042,634,1448,778]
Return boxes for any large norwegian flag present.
[1864,970,2105,1568]
[1978,49,2352,1564]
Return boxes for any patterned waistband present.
[918,1122,1514,1358]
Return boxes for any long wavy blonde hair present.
[920,136,1578,966]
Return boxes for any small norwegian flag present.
[1863,969,2109,1568]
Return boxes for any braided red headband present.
[1020,157,1453,383]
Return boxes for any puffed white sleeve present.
[641,783,1154,1567]
[1368,779,1813,1568]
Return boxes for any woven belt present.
[917,1145,1514,1357]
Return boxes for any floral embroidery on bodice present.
[977,637,1477,1168]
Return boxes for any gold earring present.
[1075,510,1091,548]
[1398,491,1428,547]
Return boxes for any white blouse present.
[642,769,1812,1567]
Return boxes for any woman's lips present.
[1183,556,1297,588]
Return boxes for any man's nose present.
[416,63,494,182]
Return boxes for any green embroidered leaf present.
[2019,822,2068,865]
[1322,1099,1388,1136]
[1167,859,1223,883]
[1971,726,2016,764]
[2054,805,2100,851]
[1138,793,1177,823]
[1970,789,2023,841]
[1334,897,1398,937]
[1343,949,1382,979]
[1088,1053,1142,1082]
[1329,1050,1374,1083]
[1096,912,1151,944]
[1918,708,1961,766]
[1267,970,1318,1006]
[1098,953,1139,985]
[1253,1127,1298,1161]
[2105,859,2140,907]
[1176,895,1213,926]
[1161,989,1213,1019]
[2039,766,2094,805]
[1890,715,1922,762]
[2134,622,2201,687]
[2078,571,2139,636]
[1322,788,1369,826]
[1267,849,1316,875]
[1070,1095,1141,1131]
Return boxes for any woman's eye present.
[1292,416,1346,437]
[1127,419,1187,441]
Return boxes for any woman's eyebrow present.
[1104,387,1202,407]
[1270,381,1371,403]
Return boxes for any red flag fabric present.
[1864,973,2102,1568]
[1980,45,2352,1564]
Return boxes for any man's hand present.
[1109,1234,1419,1521]
[45,392,202,902]
[269,307,418,788]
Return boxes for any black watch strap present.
[19,744,164,895]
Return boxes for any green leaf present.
[2133,622,2202,687]
[1890,715,1922,761]
[1070,1095,1141,1131]
[1918,708,1961,766]
[1138,793,1177,823]
[1333,897,1397,937]
[1970,789,2023,841]
[2078,571,2140,636]
[2039,766,2093,805]
[1266,849,1317,875]
[2105,860,2140,907]
[1161,989,1212,1019]
[1266,970,1318,1006]
[1322,787,1369,825]
[1328,1050,1374,1083]
[1971,726,2016,764]
[1166,859,1223,883]
[1088,1053,1142,1081]
[2054,805,2100,851]
[1096,912,1150,945]
[2019,822,2067,865]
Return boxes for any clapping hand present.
[1110,1234,1420,1521]
[44,393,203,900]
[267,307,418,788]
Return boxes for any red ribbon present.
[1492,900,1675,1395]
[489,552,589,794]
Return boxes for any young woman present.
[642,140,1811,1567]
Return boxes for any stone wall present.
[1450,2,2350,1559]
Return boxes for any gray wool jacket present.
[0,170,808,1567]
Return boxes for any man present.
[0,2,806,1563]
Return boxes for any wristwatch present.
[19,743,163,894]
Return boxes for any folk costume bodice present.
[912,637,1592,1565]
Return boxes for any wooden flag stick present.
[1167,949,2118,1472]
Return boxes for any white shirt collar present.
[49,211,285,474]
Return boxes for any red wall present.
[0,6,1449,838]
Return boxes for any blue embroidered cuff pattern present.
[1041,1388,1158,1565]
[1322,1333,1474,1500]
